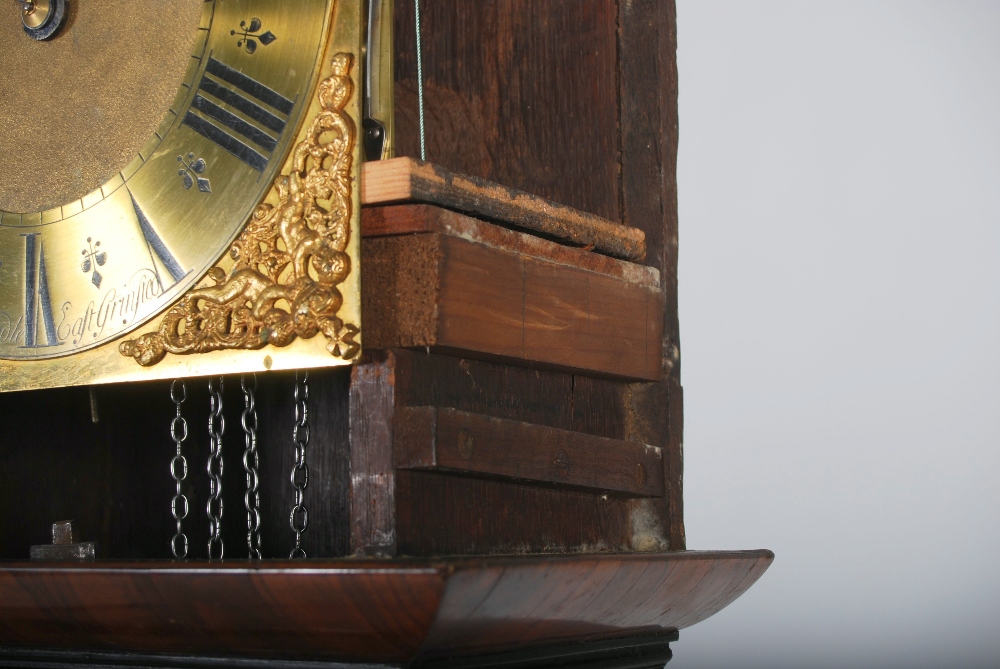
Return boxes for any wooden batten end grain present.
[362,157,646,261]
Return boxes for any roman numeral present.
[132,194,189,291]
[20,233,59,348]
[182,57,294,172]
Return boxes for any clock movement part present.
[29,520,95,561]
[18,0,65,40]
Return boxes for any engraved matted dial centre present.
[0,0,336,361]
[0,0,202,213]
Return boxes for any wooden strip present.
[394,406,664,497]
[362,204,660,288]
[619,0,686,550]
[361,158,646,262]
[349,353,397,557]
[395,472,636,556]
[361,234,663,381]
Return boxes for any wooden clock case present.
[0,2,771,667]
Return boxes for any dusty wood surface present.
[389,0,686,548]
[391,350,629,440]
[362,228,663,381]
[362,204,659,288]
[394,471,639,556]
[361,204,660,288]
[0,551,773,663]
[385,350,649,556]
[619,0,686,551]
[394,406,664,497]
[348,353,397,557]
[393,0,621,223]
[361,158,645,262]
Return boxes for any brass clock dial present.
[0,0,364,391]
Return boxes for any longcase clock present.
[0,0,369,392]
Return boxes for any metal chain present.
[241,375,262,559]
[169,380,189,559]
[206,377,225,560]
[289,372,310,558]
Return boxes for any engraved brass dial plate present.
[0,0,363,391]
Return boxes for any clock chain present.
[241,375,262,559]
[169,380,190,559]
[207,378,225,560]
[289,372,310,559]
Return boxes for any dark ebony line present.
[198,77,286,133]
[183,111,268,172]
[205,57,294,115]
[191,95,277,152]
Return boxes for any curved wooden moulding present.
[0,550,772,666]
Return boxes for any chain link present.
[241,374,262,559]
[206,377,225,560]
[169,380,189,559]
[289,372,310,558]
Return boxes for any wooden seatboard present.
[362,230,663,381]
[361,158,645,262]
[0,551,773,663]
[394,406,664,497]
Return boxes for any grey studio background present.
[674,2,1000,668]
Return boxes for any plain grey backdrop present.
[674,2,1000,668]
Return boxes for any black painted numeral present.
[132,194,189,291]
[182,57,294,172]
[20,233,59,348]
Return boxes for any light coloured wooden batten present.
[361,157,648,262]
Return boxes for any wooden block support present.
[361,157,646,261]
[394,406,664,497]
[362,206,663,381]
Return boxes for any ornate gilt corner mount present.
[120,54,360,367]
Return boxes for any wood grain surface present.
[386,351,649,556]
[392,0,622,223]
[362,205,659,288]
[0,551,773,664]
[389,0,685,550]
[394,406,664,497]
[348,353,398,557]
[361,158,645,261]
[362,229,663,381]
[615,0,686,552]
